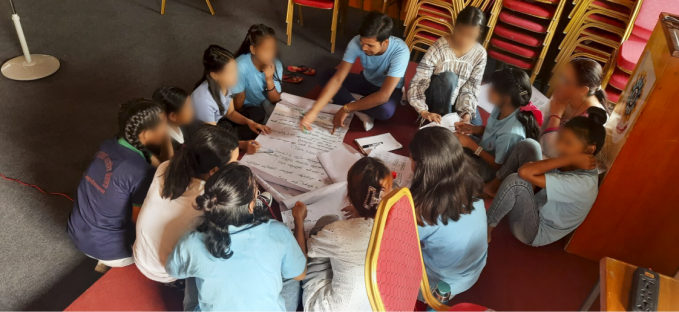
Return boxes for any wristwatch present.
[474,146,484,156]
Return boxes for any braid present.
[118,98,165,163]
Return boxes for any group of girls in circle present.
[65,12,610,312]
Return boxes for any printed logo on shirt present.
[86,151,113,194]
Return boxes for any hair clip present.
[363,186,383,210]
[519,90,528,96]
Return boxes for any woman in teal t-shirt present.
[486,107,607,246]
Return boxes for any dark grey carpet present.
[0,0,370,309]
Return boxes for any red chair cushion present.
[499,11,549,33]
[592,0,631,15]
[490,37,539,58]
[609,67,630,90]
[494,23,543,47]
[587,14,626,29]
[503,0,557,19]
[375,196,423,311]
[605,85,621,104]
[414,30,442,42]
[449,303,491,311]
[293,0,334,9]
[574,41,613,58]
[617,34,646,72]
[418,3,453,21]
[631,0,679,40]
[489,49,535,70]
[418,19,451,32]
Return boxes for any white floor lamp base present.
[1,54,60,81]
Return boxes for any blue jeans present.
[487,173,540,245]
[319,69,401,120]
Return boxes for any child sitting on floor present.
[409,127,488,299]
[151,87,203,158]
[166,163,306,311]
[486,107,606,246]
[133,125,239,283]
[67,99,167,270]
[454,68,543,196]
[300,157,393,312]
[233,24,283,123]
[191,44,271,145]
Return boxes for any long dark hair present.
[456,6,485,30]
[490,68,540,140]
[563,106,607,155]
[570,57,608,110]
[347,157,391,219]
[195,45,235,116]
[194,163,267,260]
[117,98,165,162]
[235,24,277,58]
[409,127,484,226]
[161,125,239,200]
[152,86,189,116]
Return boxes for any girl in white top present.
[297,157,394,312]
[133,125,239,283]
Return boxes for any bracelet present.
[343,105,351,113]
[550,114,562,120]
[264,85,275,92]
[474,146,484,156]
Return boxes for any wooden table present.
[580,257,679,311]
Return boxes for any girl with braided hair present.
[67,98,167,271]
[166,163,307,312]
[454,68,544,197]
[299,157,393,312]
[192,44,272,149]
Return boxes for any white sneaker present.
[354,111,374,131]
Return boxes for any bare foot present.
[487,226,494,243]
[484,178,502,198]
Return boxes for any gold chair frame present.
[286,0,341,53]
[160,0,214,15]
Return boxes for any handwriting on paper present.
[368,149,414,187]
[241,103,353,192]
[280,183,348,238]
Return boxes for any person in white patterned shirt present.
[408,6,487,125]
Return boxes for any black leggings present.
[217,105,266,141]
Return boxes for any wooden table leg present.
[579,278,600,311]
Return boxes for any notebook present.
[354,133,402,155]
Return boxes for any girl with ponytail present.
[487,107,606,246]
[133,125,239,283]
[232,24,283,122]
[191,44,272,147]
[68,99,167,270]
[166,163,307,311]
[454,68,543,196]
[300,157,393,312]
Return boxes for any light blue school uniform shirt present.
[165,220,306,311]
[191,80,232,124]
[480,107,527,164]
[417,199,488,296]
[342,35,410,89]
[232,54,283,107]
[531,169,598,247]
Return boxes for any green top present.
[117,137,145,159]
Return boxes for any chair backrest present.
[631,0,679,40]
[365,188,424,311]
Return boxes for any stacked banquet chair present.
[286,0,342,53]
[403,0,494,57]
[546,0,645,106]
[484,0,569,83]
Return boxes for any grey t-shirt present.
[191,80,232,123]
[532,168,599,246]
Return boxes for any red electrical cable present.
[0,172,74,202]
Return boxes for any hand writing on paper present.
[292,201,308,223]
[332,108,350,135]
[454,121,474,134]
[246,140,260,154]
[299,110,318,132]
[247,120,272,135]
[341,205,360,219]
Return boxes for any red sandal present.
[287,65,316,76]
[282,74,304,84]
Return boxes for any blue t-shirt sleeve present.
[192,93,219,123]
[165,232,197,279]
[493,133,524,164]
[274,60,283,93]
[342,37,362,64]
[387,42,409,78]
[274,223,306,279]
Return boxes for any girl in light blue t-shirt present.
[486,107,607,246]
[454,68,544,196]
[232,24,284,122]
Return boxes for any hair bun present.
[196,193,216,210]
[586,106,608,126]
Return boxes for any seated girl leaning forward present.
[408,6,487,125]
[409,127,488,299]
[133,125,240,284]
[67,99,168,270]
[232,24,283,123]
[486,107,607,246]
[151,86,204,157]
[191,44,271,148]
[454,68,543,197]
[166,163,307,312]
[299,157,394,312]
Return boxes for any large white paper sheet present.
[279,182,349,238]
[477,84,550,114]
[253,173,304,204]
[368,149,414,187]
[317,145,363,183]
[241,101,354,192]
